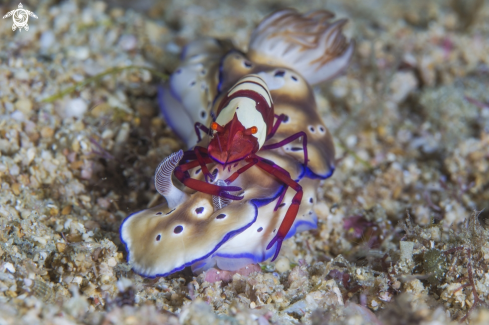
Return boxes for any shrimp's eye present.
[245,126,258,135]
[211,122,223,132]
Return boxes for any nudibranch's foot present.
[203,264,262,283]
[266,234,285,262]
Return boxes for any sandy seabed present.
[1,0,489,324]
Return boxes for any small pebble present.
[400,241,414,262]
[64,98,88,118]
[274,256,291,273]
[10,111,25,121]
[9,164,20,176]
[56,243,67,253]
[107,258,117,267]
[15,98,33,115]
[40,31,56,50]
[40,127,54,139]
[101,129,114,140]
[70,47,90,60]
[11,183,20,195]
[115,122,130,144]
[26,147,36,165]
[3,262,16,273]
[61,205,73,215]
[118,35,137,51]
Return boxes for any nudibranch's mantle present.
[120,151,303,278]
[120,195,258,278]
[215,9,354,95]
[121,8,354,278]
[248,9,354,85]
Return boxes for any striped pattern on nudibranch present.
[248,9,354,86]
[215,75,274,148]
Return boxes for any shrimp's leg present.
[224,157,259,184]
[174,150,243,200]
[194,122,210,142]
[262,131,308,168]
[193,146,213,182]
[266,114,288,140]
[252,155,303,261]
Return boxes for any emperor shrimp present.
[173,75,308,260]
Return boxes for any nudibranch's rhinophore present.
[121,9,354,278]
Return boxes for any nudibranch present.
[121,8,354,278]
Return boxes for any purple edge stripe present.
[304,165,335,180]
[214,215,318,263]
[209,167,335,263]
[119,183,286,279]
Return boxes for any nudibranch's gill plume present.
[248,9,354,85]
[154,150,188,208]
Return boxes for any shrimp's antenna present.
[216,133,223,153]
